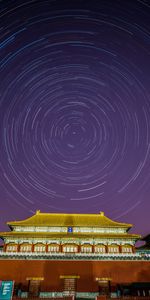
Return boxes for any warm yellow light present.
[26,277,44,281]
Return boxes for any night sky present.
[0,0,150,237]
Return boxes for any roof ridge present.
[35,211,104,216]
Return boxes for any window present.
[81,246,92,253]
[95,246,106,253]
[47,245,59,252]
[62,245,78,253]
[20,245,32,252]
[34,245,45,252]
[122,246,132,253]
[108,246,119,253]
[6,245,17,252]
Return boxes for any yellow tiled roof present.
[7,211,132,228]
[0,231,141,240]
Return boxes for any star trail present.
[0,0,150,235]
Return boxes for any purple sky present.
[0,0,150,237]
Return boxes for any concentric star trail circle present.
[0,0,150,232]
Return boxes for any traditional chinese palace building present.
[0,210,140,254]
[0,211,150,297]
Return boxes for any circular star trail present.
[0,0,150,233]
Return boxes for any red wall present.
[0,260,150,292]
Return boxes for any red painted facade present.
[0,260,150,292]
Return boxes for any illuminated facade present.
[0,211,150,296]
[0,211,140,256]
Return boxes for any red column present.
[119,245,122,253]
[32,243,34,252]
[45,244,48,253]
[78,244,81,253]
[132,245,135,253]
[17,244,20,252]
[92,244,95,253]
[105,245,108,253]
[3,244,7,252]
[59,244,62,253]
